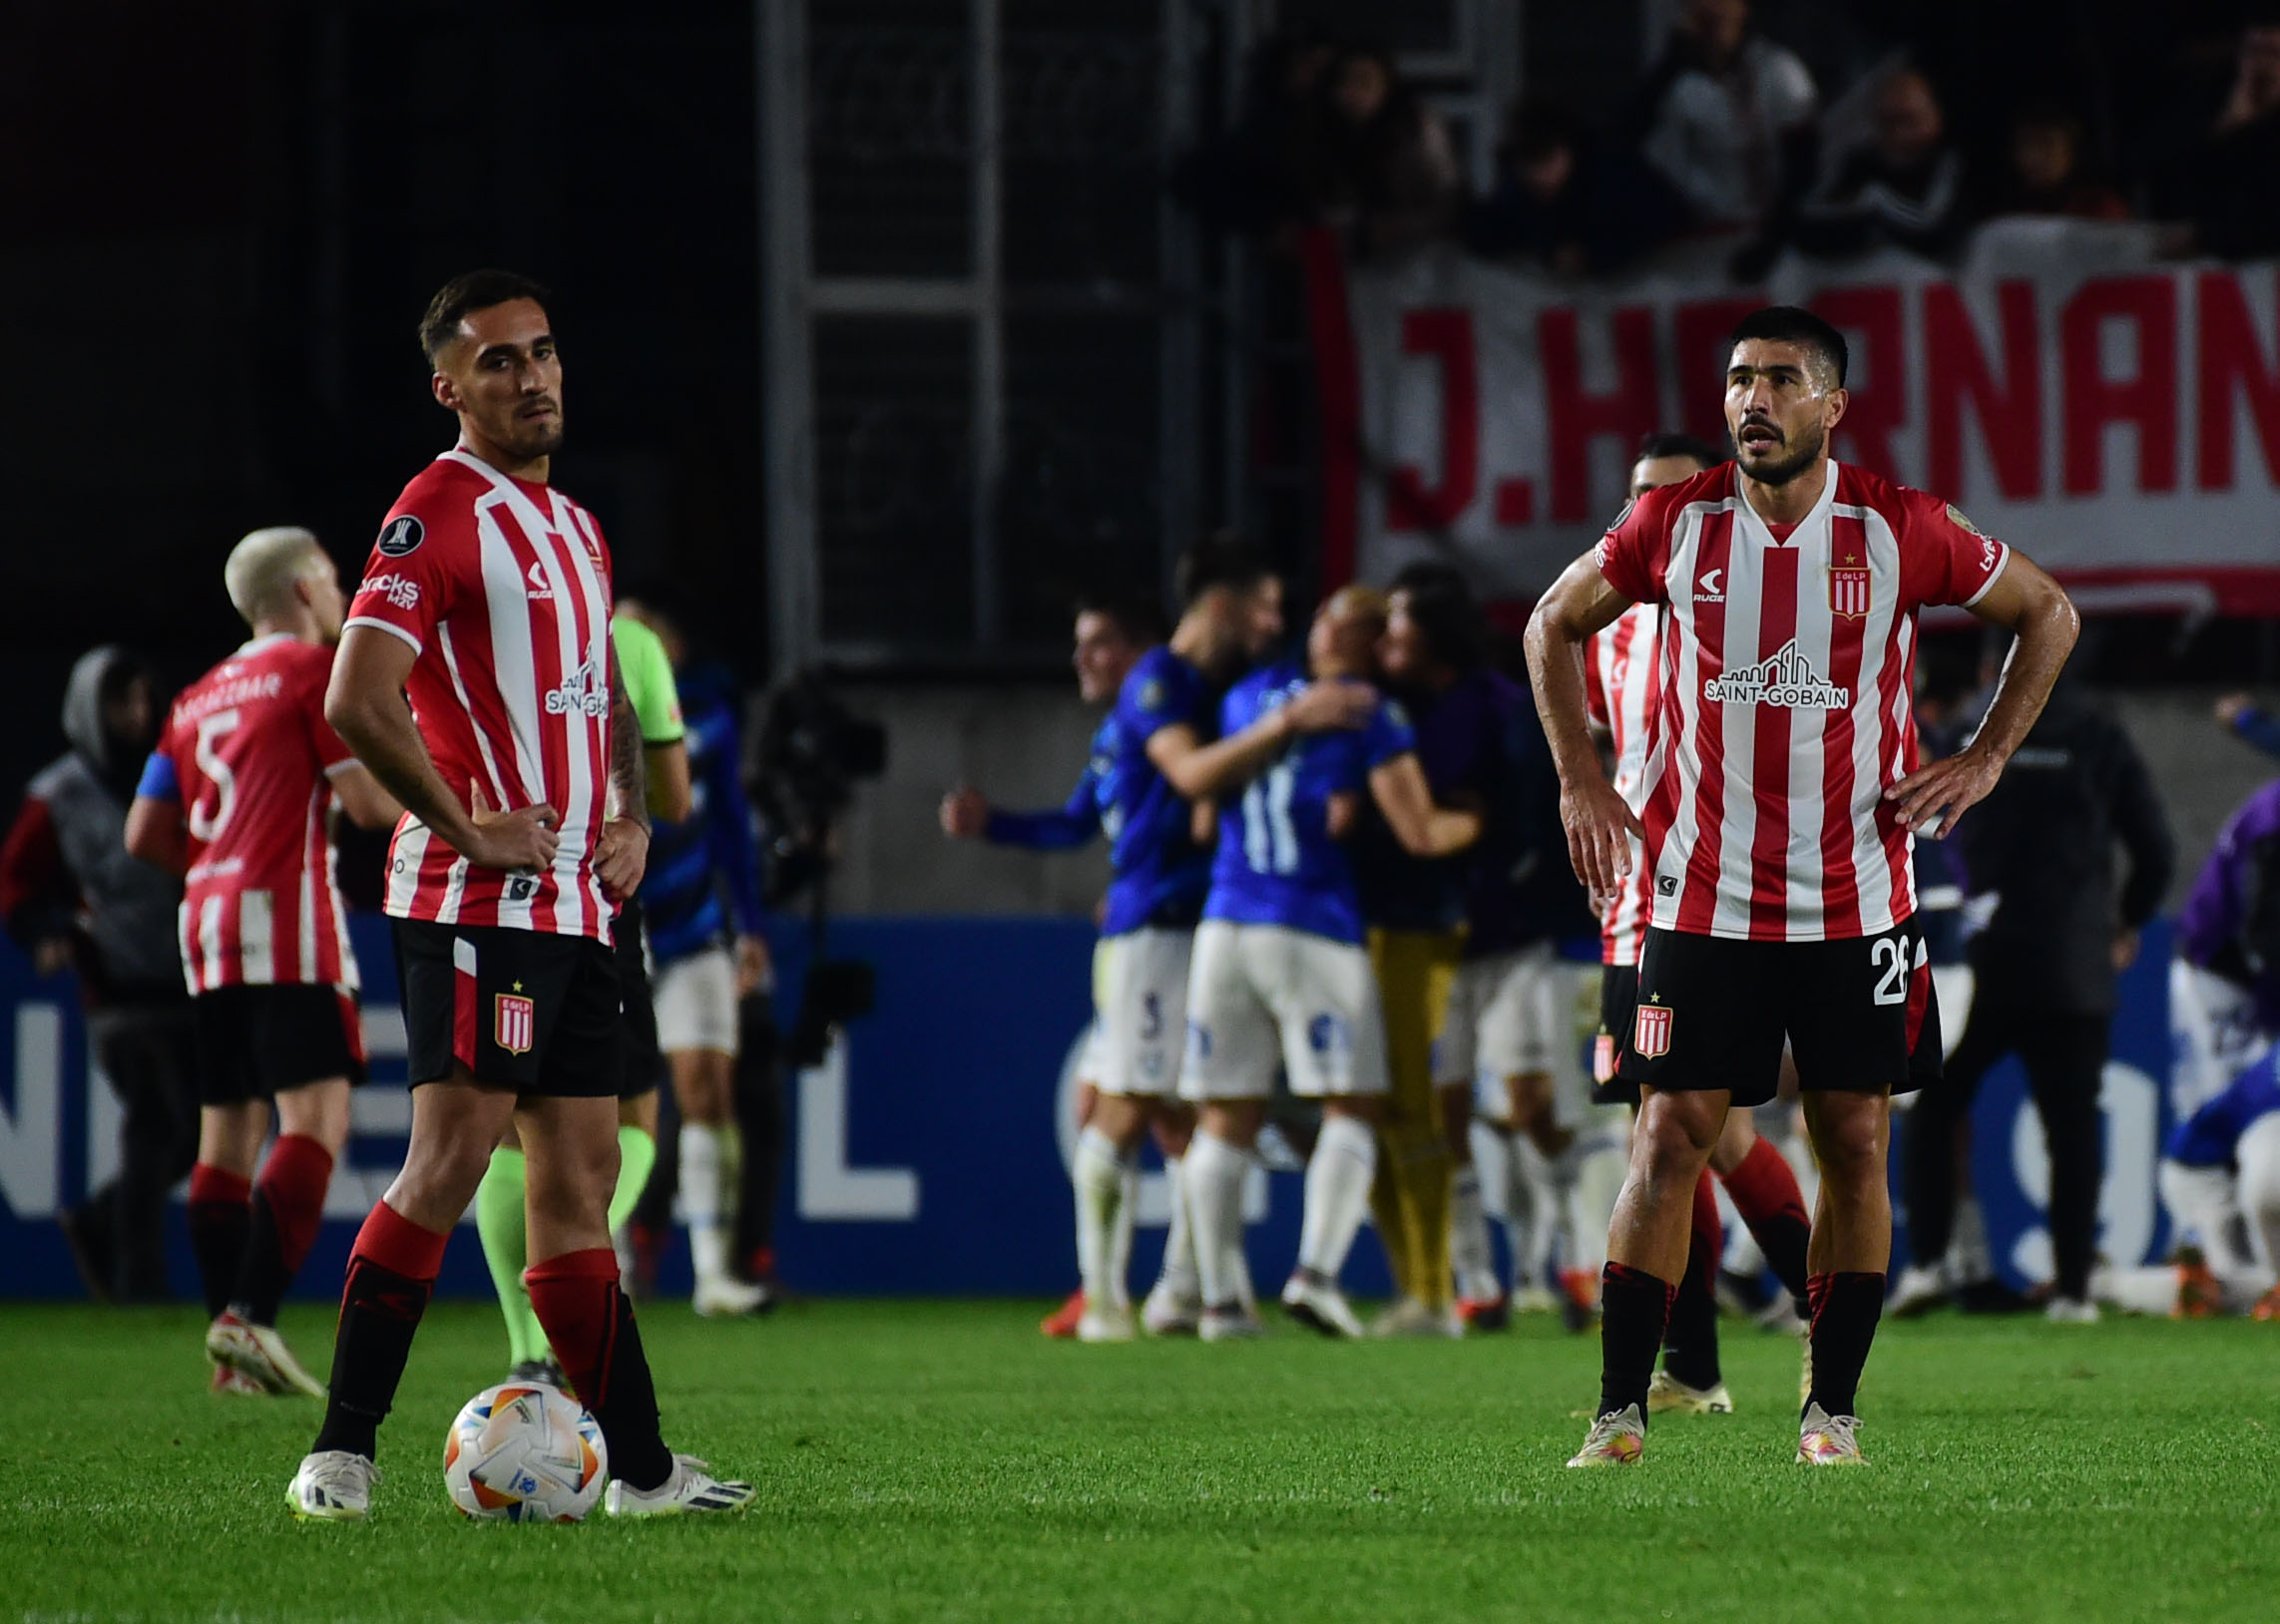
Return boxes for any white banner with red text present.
[1304,221,2280,615]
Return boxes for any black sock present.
[589,1292,674,1490]
[1752,1212,1812,1314]
[1805,1271,1886,1420]
[232,1189,292,1327]
[185,1195,249,1321]
[1661,1234,1723,1393]
[311,1256,432,1460]
[1598,1262,1675,1420]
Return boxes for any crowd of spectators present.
[1176,1,2280,278]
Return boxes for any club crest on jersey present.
[495,993,536,1055]
[1703,639,1849,710]
[1632,1002,1672,1059]
[1828,562,1872,619]
[1593,1032,1617,1084]
[377,515,424,557]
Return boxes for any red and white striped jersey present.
[344,449,618,942]
[1593,461,2009,943]
[1585,604,1661,967]
[153,635,360,993]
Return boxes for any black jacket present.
[1955,681,2173,1015]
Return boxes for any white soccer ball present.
[443,1381,609,1522]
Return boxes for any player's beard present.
[1734,418,1825,487]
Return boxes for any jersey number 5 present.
[187,708,241,842]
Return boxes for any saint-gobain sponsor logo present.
[1703,639,1850,710]
[544,660,611,718]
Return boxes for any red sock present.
[1718,1136,1812,1303]
[256,1134,334,1272]
[526,1248,673,1488]
[233,1134,336,1324]
[187,1163,252,1320]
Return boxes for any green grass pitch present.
[4,1299,2276,1623]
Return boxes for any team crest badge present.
[495,993,536,1055]
[1632,1002,1672,1059]
[1827,561,1872,619]
[1593,1032,1617,1084]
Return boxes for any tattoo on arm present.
[609,645,649,831]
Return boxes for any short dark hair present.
[1727,305,1849,389]
[1387,565,1489,673]
[1174,532,1275,608]
[1074,589,1167,646]
[1634,431,1726,468]
[419,269,552,364]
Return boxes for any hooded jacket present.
[0,646,185,1002]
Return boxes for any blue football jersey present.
[2166,1051,2280,1169]
[1204,662,1417,945]
[1093,645,1215,936]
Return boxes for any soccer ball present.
[443,1382,608,1522]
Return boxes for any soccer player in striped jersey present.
[285,270,748,1518]
[125,528,402,1398]
[1176,587,1481,1341]
[1531,307,2079,1467]
[1587,435,1821,1416]
[472,610,687,1378]
[940,591,1212,1341]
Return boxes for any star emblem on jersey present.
[1703,639,1851,709]
[495,993,536,1055]
[1828,562,1872,618]
[1632,1002,1672,1060]
[376,515,424,557]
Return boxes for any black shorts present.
[393,919,622,1097]
[193,984,367,1106]
[1592,963,1642,1109]
[1616,922,1942,1109]
[616,897,660,1100]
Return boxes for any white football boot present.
[1796,1403,1867,1465]
[1566,1404,1646,1467]
[2046,1295,2099,1325]
[604,1454,755,1517]
[208,1312,326,1399]
[1371,1296,1462,1339]
[1140,1279,1201,1337]
[692,1276,770,1318]
[1646,1369,1734,1416]
[1280,1272,1365,1339]
[1888,1263,1948,1319]
[287,1451,380,1520]
[1197,1303,1264,1342]
[1076,1301,1137,1343]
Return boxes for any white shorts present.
[654,944,740,1056]
[1091,928,1191,1096]
[1438,944,1592,1128]
[2171,958,2272,1117]
[1179,921,1388,1101]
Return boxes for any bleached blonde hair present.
[224,527,326,627]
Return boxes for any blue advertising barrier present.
[0,911,2182,1301]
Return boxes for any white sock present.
[1157,1153,1200,1301]
[1184,1130,1252,1310]
[1073,1127,1136,1311]
[1506,1133,1552,1290]
[1297,1114,1377,1282]
[680,1121,739,1291]
[1449,1162,1500,1302]
[1563,1138,1624,1279]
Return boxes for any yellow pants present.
[1366,928,1462,1308]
